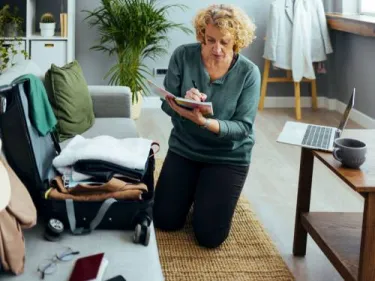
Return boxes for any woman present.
[153,4,260,248]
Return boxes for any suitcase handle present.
[65,198,117,235]
[50,131,61,154]
[0,85,13,94]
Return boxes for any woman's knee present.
[193,225,230,248]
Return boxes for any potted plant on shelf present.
[40,13,56,37]
[0,5,23,37]
[83,0,192,119]
[0,5,27,74]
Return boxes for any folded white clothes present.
[53,135,154,181]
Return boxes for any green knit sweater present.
[161,43,261,166]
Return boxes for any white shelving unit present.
[1,0,75,74]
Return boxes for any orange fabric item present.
[47,176,148,201]
[0,158,37,275]
[52,176,148,194]
[48,187,143,201]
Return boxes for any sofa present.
[0,60,138,148]
[0,61,165,281]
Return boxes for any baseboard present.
[334,100,375,129]
[142,96,375,129]
[265,96,375,129]
[262,96,334,109]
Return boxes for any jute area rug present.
[153,159,295,281]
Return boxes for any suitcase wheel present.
[44,218,65,242]
[133,217,151,246]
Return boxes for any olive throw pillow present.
[45,61,95,141]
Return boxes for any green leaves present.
[0,37,29,74]
[83,0,193,103]
[0,4,24,36]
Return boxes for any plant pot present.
[4,23,19,37]
[131,91,143,120]
[40,23,56,37]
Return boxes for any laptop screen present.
[337,89,355,132]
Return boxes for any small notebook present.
[69,253,108,281]
[147,79,214,115]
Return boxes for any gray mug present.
[333,138,367,169]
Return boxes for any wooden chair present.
[258,59,318,120]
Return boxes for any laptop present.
[277,88,356,152]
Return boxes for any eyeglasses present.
[37,247,80,279]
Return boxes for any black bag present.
[0,80,155,246]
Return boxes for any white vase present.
[131,91,143,120]
[40,23,56,37]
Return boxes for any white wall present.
[342,0,359,14]
[324,0,359,14]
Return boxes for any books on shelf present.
[147,79,214,115]
[60,13,68,37]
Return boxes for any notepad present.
[147,80,214,115]
[69,253,108,281]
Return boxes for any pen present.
[192,80,206,102]
[192,80,198,89]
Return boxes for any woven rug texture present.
[153,158,295,281]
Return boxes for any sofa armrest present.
[88,85,132,118]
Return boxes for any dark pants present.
[153,150,249,248]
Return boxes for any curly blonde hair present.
[193,4,256,53]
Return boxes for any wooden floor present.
[136,107,365,281]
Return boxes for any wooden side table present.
[293,129,375,281]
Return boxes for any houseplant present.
[0,5,27,74]
[40,13,56,37]
[0,39,28,74]
[83,0,192,119]
[0,5,23,37]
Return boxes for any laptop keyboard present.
[301,125,333,149]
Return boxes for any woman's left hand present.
[166,96,206,126]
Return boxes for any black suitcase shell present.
[0,80,154,245]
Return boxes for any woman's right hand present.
[185,88,207,102]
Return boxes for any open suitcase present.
[0,79,155,246]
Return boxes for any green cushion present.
[45,61,95,141]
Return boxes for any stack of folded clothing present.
[45,135,155,202]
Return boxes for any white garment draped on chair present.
[263,0,333,82]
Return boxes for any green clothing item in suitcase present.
[12,74,57,136]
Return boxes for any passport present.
[69,253,108,281]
